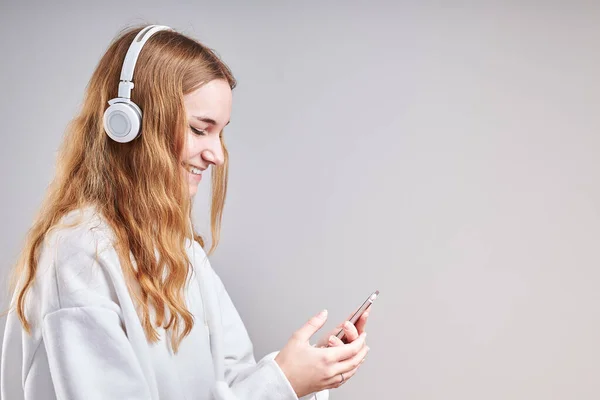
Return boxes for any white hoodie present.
[1,207,329,400]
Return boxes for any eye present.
[190,126,207,136]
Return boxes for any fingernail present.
[329,335,336,344]
[344,321,352,329]
[318,310,328,318]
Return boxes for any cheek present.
[181,133,195,160]
[182,133,206,159]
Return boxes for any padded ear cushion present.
[103,101,142,143]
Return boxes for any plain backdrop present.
[2,1,600,399]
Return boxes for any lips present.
[182,162,205,173]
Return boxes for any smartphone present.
[334,290,379,342]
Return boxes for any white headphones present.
[103,25,173,143]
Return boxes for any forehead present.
[183,79,232,124]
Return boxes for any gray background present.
[2,1,600,399]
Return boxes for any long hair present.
[9,25,236,352]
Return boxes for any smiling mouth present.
[182,162,204,175]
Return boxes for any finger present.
[354,310,370,335]
[294,310,328,342]
[342,321,359,343]
[329,332,366,361]
[333,344,369,376]
[327,334,345,347]
[325,355,367,389]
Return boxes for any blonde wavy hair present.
[8,25,236,352]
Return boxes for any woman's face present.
[181,79,232,197]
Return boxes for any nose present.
[201,136,225,166]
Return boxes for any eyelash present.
[190,126,207,136]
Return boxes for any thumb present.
[294,310,328,342]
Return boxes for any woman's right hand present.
[274,310,369,398]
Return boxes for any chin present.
[189,185,198,197]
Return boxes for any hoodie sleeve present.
[209,267,329,400]
[43,307,153,400]
[40,230,154,400]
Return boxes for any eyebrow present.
[193,115,230,126]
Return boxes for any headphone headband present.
[117,25,172,99]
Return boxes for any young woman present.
[1,25,370,400]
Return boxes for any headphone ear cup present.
[103,100,142,143]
